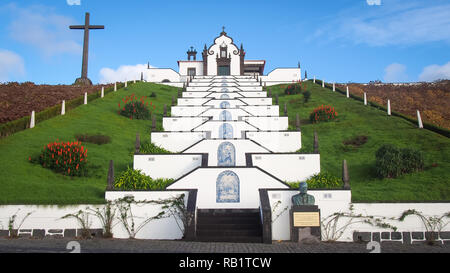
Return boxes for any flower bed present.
[309,105,338,123]
[34,140,88,176]
[118,94,155,120]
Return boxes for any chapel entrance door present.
[218,65,230,76]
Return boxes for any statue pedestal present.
[290,205,321,243]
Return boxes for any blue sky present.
[0,0,449,84]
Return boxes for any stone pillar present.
[30,111,35,129]
[275,94,279,105]
[172,95,175,106]
[163,104,167,117]
[141,72,144,81]
[151,114,156,131]
[296,113,300,130]
[364,92,367,106]
[417,110,423,128]
[342,159,350,189]
[84,92,87,105]
[135,133,140,154]
[313,76,316,83]
[101,86,104,98]
[387,99,391,115]
[178,88,182,98]
[284,102,288,116]
[133,79,136,84]
[114,82,117,91]
[268,88,272,98]
[346,86,349,98]
[61,100,65,115]
[106,160,114,191]
[333,82,335,92]
[313,131,319,153]
[322,80,325,88]
[125,81,128,88]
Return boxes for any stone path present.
[0,238,448,253]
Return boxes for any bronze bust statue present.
[292,182,315,205]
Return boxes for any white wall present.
[167,168,289,209]
[183,139,270,166]
[193,121,258,138]
[163,117,209,131]
[243,116,289,131]
[134,154,203,179]
[146,68,181,83]
[268,190,351,241]
[179,61,204,76]
[237,91,267,98]
[171,106,211,117]
[239,98,272,106]
[260,68,301,85]
[105,191,189,239]
[183,92,212,98]
[151,131,205,152]
[246,131,301,152]
[239,105,279,116]
[177,98,211,106]
[203,99,247,108]
[251,154,320,182]
[0,190,189,240]
[199,108,251,121]
[206,92,244,99]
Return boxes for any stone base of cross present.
[74,77,93,86]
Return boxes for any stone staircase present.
[196,209,263,243]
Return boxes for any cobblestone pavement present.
[0,237,448,253]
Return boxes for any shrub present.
[284,84,301,95]
[375,145,424,178]
[400,148,424,174]
[309,105,338,123]
[139,142,172,154]
[288,172,341,189]
[114,167,174,190]
[149,92,157,98]
[37,141,88,176]
[303,90,311,103]
[118,94,154,120]
[75,133,111,145]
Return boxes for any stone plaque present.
[293,212,320,227]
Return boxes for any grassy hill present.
[0,81,448,205]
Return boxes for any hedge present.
[314,80,450,138]
[0,82,132,137]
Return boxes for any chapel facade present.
[177,28,266,77]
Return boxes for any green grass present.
[0,82,178,205]
[273,81,450,202]
[0,81,448,204]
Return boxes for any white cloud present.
[418,62,450,82]
[310,1,450,46]
[67,0,81,5]
[384,63,408,83]
[6,4,82,57]
[0,49,25,82]
[367,0,381,6]
[99,64,154,84]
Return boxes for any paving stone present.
[32,229,45,238]
[47,229,63,234]
[391,232,402,240]
[381,232,390,240]
[412,232,424,240]
[353,232,371,242]
[402,232,411,244]
[64,229,76,238]
[372,232,380,242]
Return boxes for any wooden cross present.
[70,12,104,85]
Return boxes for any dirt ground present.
[336,80,450,129]
[0,82,113,124]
